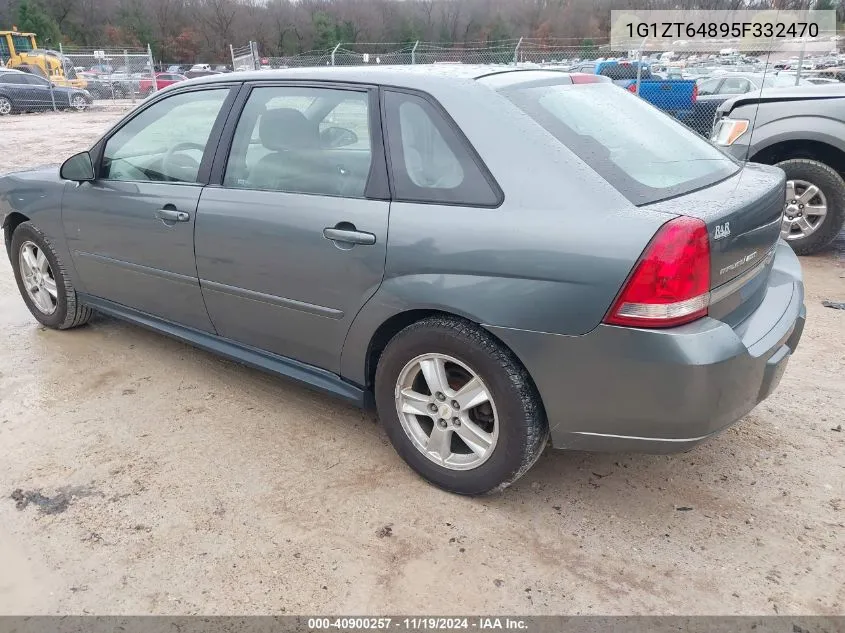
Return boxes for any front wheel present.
[375,316,548,495]
[70,95,89,111]
[778,158,845,255]
[10,222,93,329]
[0,96,12,116]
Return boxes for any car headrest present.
[259,108,319,151]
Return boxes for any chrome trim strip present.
[710,245,777,305]
[201,279,344,320]
[73,251,198,286]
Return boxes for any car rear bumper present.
[486,241,805,453]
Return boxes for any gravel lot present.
[0,109,843,615]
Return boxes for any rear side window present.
[502,82,739,205]
[383,90,502,207]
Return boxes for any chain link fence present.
[57,45,157,106]
[230,37,842,139]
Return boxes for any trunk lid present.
[645,163,785,322]
[645,163,784,286]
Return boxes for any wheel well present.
[751,140,845,176]
[3,212,29,257]
[365,309,445,388]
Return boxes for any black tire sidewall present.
[10,224,71,328]
[777,159,845,254]
[375,321,542,495]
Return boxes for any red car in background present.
[139,72,187,96]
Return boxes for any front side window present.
[383,91,501,207]
[101,88,229,183]
[224,86,372,198]
[696,78,722,96]
[718,77,752,94]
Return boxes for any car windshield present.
[501,82,739,205]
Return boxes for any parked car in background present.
[0,66,805,494]
[138,72,187,96]
[0,69,92,114]
[571,60,698,120]
[683,73,814,136]
[713,84,845,254]
[166,64,191,74]
[77,71,120,99]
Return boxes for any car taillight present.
[627,83,638,94]
[570,73,604,84]
[604,217,711,328]
[692,82,698,103]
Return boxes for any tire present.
[70,95,89,111]
[0,96,12,116]
[10,222,93,330]
[777,158,845,255]
[375,316,548,495]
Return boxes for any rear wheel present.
[778,158,845,255]
[375,316,548,495]
[10,222,92,330]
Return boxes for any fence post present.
[635,37,648,96]
[46,52,57,112]
[635,48,643,96]
[513,37,523,65]
[331,42,341,66]
[795,39,805,85]
[125,50,135,104]
[251,41,260,70]
[148,44,157,95]
[230,44,236,71]
[411,40,419,65]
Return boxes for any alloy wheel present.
[71,95,87,111]
[19,241,58,315]
[783,179,827,240]
[395,353,499,471]
[0,97,11,115]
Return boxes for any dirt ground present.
[0,109,843,616]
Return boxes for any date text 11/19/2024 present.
[307,617,529,630]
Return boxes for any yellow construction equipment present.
[0,29,87,89]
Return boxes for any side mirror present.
[60,151,95,182]
[321,127,358,149]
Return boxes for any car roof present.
[180,65,571,91]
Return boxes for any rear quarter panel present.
[340,79,671,385]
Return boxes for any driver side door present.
[62,86,237,331]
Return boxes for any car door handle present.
[156,208,190,223]
[323,226,376,246]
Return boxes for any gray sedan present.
[0,66,806,494]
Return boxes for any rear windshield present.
[501,82,739,205]
[599,64,651,80]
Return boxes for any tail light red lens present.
[570,73,604,84]
[604,216,711,328]
[627,83,638,94]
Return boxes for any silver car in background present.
[1,67,805,494]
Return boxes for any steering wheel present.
[161,142,205,182]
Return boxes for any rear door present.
[194,82,390,372]
[20,74,57,109]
